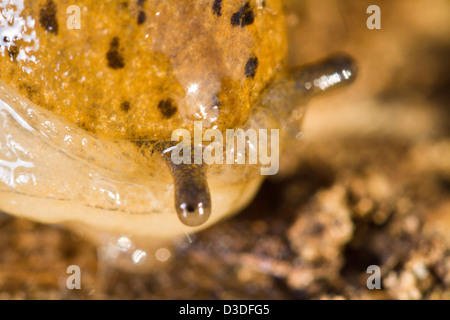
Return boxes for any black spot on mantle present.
[245,56,259,78]
[39,0,59,34]
[231,2,254,27]
[107,37,125,69]
[212,0,222,16]
[158,99,178,118]
[137,11,146,24]
[121,101,131,112]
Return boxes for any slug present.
[0,0,356,245]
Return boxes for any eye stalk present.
[291,53,357,96]
[260,53,357,125]
[164,156,211,227]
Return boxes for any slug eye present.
[178,200,210,227]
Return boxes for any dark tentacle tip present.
[330,53,358,83]
[177,200,211,227]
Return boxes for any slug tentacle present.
[291,53,357,97]
[163,152,211,227]
[262,54,357,122]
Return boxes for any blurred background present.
[0,0,449,299]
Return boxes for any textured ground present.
[0,0,449,299]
